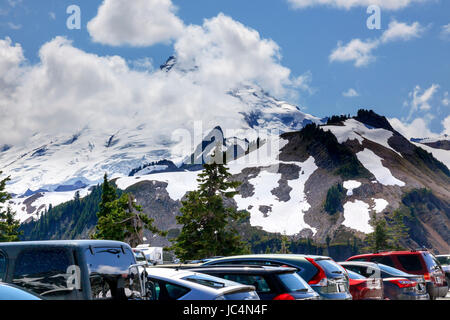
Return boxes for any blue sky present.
[1,0,449,139]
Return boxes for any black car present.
[186,265,320,300]
[202,254,352,300]
[339,261,429,300]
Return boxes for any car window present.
[85,247,136,300]
[346,270,367,280]
[278,272,311,291]
[0,252,6,281]
[222,274,271,292]
[315,259,345,277]
[370,256,395,267]
[378,264,412,277]
[437,256,450,266]
[422,253,439,271]
[147,279,190,300]
[396,254,423,272]
[12,248,76,297]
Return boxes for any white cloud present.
[389,115,450,140]
[49,12,56,20]
[287,0,428,10]
[404,84,439,120]
[440,23,450,41]
[342,88,359,97]
[87,0,185,47]
[330,20,425,67]
[174,13,304,96]
[0,14,309,146]
[389,117,436,139]
[381,20,425,43]
[329,38,378,67]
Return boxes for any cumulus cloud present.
[443,91,449,106]
[287,0,429,10]
[330,20,425,67]
[0,14,309,146]
[381,20,425,43]
[404,84,440,120]
[87,0,184,47]
[342,88,359,97]
[174,14,304,96]
[329,39,378,67]
[389,116,450,140]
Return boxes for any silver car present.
[144,267,260,300]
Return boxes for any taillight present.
[306,258,327,286]
[423,273,431,282]
[273,293,295,300]
[389,279,416,288]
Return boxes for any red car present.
[347,250,448,299]
[345,269,384,300]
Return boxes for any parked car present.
[340,261,429,300]
[0,240,148,300]
[144,267,260,300]
[134,244,163,265]
[436,255,450,286]
[185,265,320,300]
[202,254,352,300]
[0,283,42,300]
[345,269,384,300]
[347,250,447,299]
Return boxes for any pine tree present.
[92,174,166,246]
[0,172,21,242]
[171,155,249,261]
[389,208,410,250]
[365,217,391,252]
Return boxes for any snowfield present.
[356,149,405,186]
[343,180,362,196]
[323,119,402,157]
[234,156,318,236]
[372,198,389,213]
[342,200,373,234]
[411,142,450,170]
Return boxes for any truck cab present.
[0,240,148,300]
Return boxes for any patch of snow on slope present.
[10,188,91,223]
[116,170,200,201]
[356,149,405,186]
[372,198,389,213]
[343,180,362,196]
[234,156,318,236]
[342,200,373,234]
[411,142,450,170]
[323,119,402,157]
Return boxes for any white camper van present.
[135,244,164,265]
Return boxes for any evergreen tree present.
[365,217,391,252]
[278,232,290,254]
[171,155,249,261]
[389,208,410,250]
[92,174,166,247]
[0,172,21,242]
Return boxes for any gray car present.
[144,267,260,300]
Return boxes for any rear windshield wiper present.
[294,288,309,292]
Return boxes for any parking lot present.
[437,291,450,300]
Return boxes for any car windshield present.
[183,274,236,289]
[378,263,411,277]
[278,272,311,292]
[346,270,367,280]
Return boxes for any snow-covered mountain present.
[1,80,324,223]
